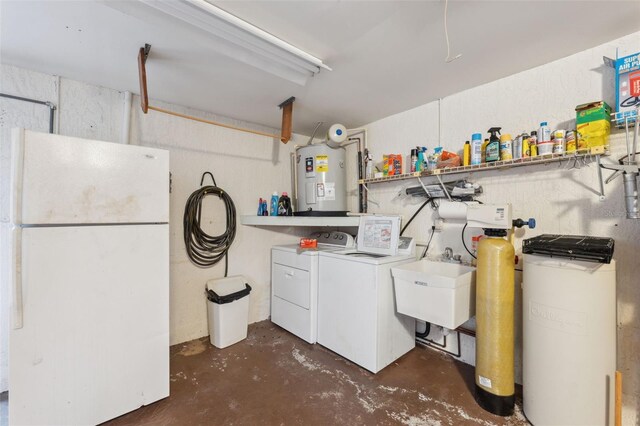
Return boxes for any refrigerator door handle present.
[11,226,24,329]
[10,128,25,225]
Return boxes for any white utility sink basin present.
[391,259,476,330]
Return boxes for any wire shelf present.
[360,146,609,185]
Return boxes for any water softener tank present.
[294,142,347,216]
[475,233,515,416]
[522,235,616,425]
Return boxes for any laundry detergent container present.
[206,276,252,348]
[391,260,476,329]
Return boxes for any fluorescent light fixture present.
[138,0,331,85]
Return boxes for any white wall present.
[0,64,303,392]
[354,31,640,423]
[128,98,302,342]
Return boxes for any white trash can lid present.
[206,275,251,304]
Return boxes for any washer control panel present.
[309,231,355,248]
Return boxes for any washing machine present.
[317,216,417,373]
[271,231,354,344]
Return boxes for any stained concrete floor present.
[104,320,528,426]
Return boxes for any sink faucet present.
[443,247,453,260]
[443,247,461,263]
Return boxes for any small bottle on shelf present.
[270,192,278,216]
[463,141,471,166]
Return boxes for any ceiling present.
[2,1,639,136]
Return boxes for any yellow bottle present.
[481,139,489,163]
[522,135,530,158]
[463,141,471,166]
[530,131,538,157]
[499,134,513,160]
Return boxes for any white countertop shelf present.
[240,215,360,227]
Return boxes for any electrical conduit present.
[121,91,132,144]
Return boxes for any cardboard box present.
[604,51,640,124]
[576,101,611,148]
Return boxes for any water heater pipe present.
[55,75,61,134]
[348,128,368,213]
[0,93,56,134]
[304,122,323,146]
[121,90,132,144]
[291,149,299,211]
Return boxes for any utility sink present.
[391,260,476,330]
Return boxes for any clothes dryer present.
[271,231,354,343]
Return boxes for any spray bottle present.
[416,148,426,172]
[365,153,373,179]
[421,147,428,170]
[485,127,501,162]
[428,146,443,170]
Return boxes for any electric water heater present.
[293,143,347,216]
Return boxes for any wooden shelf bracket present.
[137,44,294,143]
[138,44,151,114]
[278,96,295,144]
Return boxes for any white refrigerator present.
[8,129,170,425]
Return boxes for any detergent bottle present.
[270,192,279,216]
[278,192,292,216]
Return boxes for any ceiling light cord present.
[443,0,462,63]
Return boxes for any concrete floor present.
[103,321,528,426]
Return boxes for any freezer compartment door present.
[11,128,169,225]
[9,224,169,425]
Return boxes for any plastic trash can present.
[205,276,252,349]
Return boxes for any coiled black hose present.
[183,172,236,275]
